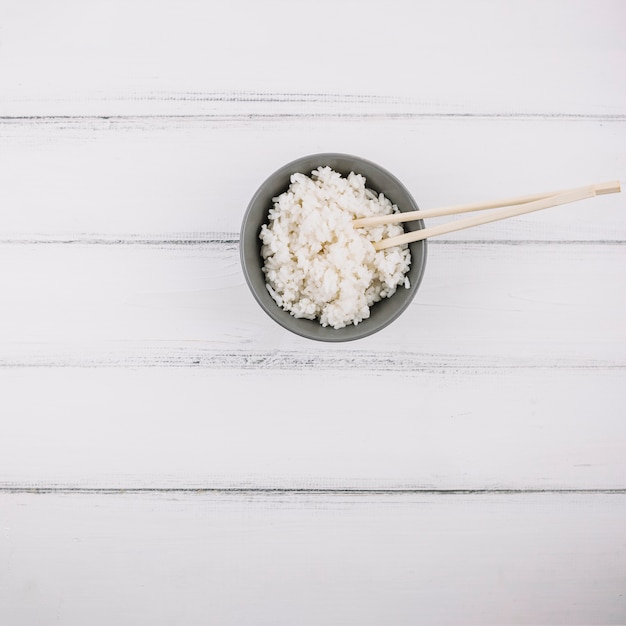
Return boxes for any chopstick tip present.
[595,180,621,195]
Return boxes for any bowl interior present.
[240,153,427,342]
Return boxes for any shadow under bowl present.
[240,153,427,342]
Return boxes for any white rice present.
[259,166,411,329]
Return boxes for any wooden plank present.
[1,492,624,625]
[0,0,624,117]
[1,367,624,489]
[0,118,623,240]
[0,242,623,365]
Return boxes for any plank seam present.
[1,352,623,371]
[1,487,625,495]
[0,114,625,133]
[0,237,624,246]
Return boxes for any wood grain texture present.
[0,242,623,365]
[0,367,624,490]
[1,492,625,626]
[0,118,623,239]
[1,0,625,116]
[2,2,625,622]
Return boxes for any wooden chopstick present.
[354,189,557,228]
[370,181,620,251]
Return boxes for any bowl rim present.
[240,152,427,342]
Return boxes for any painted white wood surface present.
[0,242,623,360]
[1,492,625,626]
[0,242,624,492]
[1,1,625,623]
[1,119,623,239]
[1,0,625,117]
[1,367,625,490]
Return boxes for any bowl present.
[240,153,427,341]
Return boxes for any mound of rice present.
[259,166,411,329]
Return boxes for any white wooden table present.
[1,1,625,623]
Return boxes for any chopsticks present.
[354,181,621,251]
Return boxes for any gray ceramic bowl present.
[240,153,427,341]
